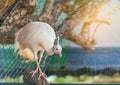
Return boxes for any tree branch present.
[39,0,64,28]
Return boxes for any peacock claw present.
[29,69,38,78]
[39,72,46,79]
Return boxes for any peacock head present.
[53,36,62,57]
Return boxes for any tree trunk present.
[0,0,16,17]
[0,0,111,50]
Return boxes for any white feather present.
[15,21,56,59]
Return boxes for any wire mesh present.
[0,44,69,83]
[0,0,69,83]
[0,0,120,84]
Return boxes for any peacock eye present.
[56,48,58,50]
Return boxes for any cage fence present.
[1,43,120,84]
[0,43,69,83]
[0,0,120,84]
[0,0,69,83]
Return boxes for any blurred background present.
[0,0,120,84]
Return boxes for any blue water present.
[0,47,120,70]
[68,47,120,70]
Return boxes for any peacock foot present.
[38,71,47,81]
[29,68,39,78]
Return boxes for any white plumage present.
[15,21,62,78]
[16,22,56,55]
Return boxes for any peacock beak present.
[59,52,62,57]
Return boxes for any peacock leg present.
[30,51,40,77]
[37,50,47,79]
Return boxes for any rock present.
[23,69,50,85]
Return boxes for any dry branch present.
[0,0,16,16]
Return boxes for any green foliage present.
[48,74,120,83]
[3,76,23,83]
